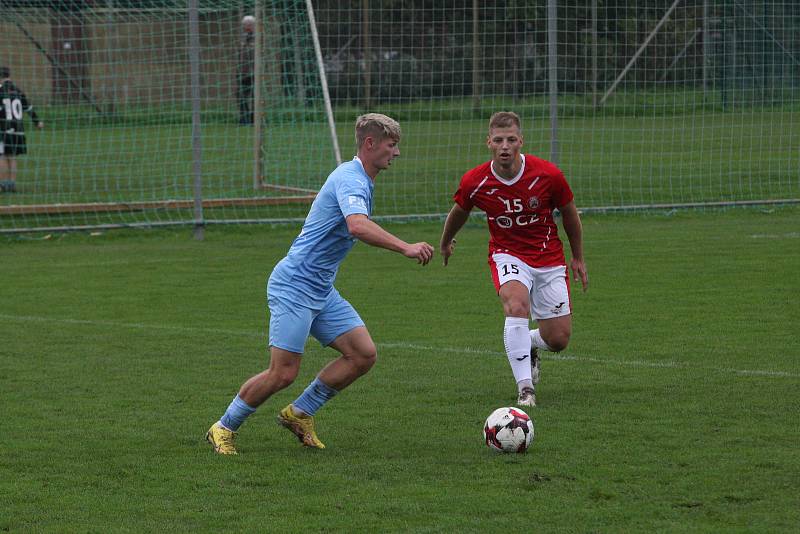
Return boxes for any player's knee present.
[504,302,529,318]
[352,344,377,374]
[269,364,300,389]
[544,332,570,352]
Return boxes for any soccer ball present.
[483,407,534,453]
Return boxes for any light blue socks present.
[293,377,339,416]
[219,378,338,431]
[219,395,256,431]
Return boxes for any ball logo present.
[496,215,513,228]
[528,196,540,209]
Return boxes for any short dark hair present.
[0,66,9,79]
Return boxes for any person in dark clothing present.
[237,16,256,125]
[0,66,44,193]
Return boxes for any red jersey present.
[453,153,573,267]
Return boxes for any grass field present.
[1,206,799,531]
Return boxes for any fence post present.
[592,0,598,108]
[472,0,480,115]
[703,0,709,94]
[547,0,558,165]
[253,1,263,190]
[362,0,371,109]
[188,0,204,240]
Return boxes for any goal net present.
[1,0,798,233]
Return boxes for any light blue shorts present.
[267,286,364,354]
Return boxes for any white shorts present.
[489,252,571,320]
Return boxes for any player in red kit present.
[439,111,588,407]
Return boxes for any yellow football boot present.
[206,422,238,455]
[277,404,325,449]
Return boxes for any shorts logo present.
[348,195,367,210]
[528,196,540,209]
[551,302,565,315]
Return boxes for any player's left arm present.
[346,214,434,265]
[559,200,588,292]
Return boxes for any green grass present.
[1,207,799,531]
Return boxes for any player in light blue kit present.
[207,114,434,454]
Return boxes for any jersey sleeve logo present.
[348,195,367,210]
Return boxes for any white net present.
[0,0,798,233]
[556,0,800,209]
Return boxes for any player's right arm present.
[439,203,471,266]
[20,91,43,129]
[346,214,434,265]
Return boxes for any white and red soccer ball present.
[483,407,534,453]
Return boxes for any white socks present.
[530,328,553,352]
[504,317,533,390]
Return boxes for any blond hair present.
[355,113,401,149]
[488,111,522,134]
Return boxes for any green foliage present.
[1,208,799,531]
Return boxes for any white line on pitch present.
[374,343,800,379]
[748,232,800,239]
[1,313,797,379]
[23,257,200,269]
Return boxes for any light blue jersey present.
[269,157,373,307]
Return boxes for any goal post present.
[254,0,340,191]
[305,0,342,167]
